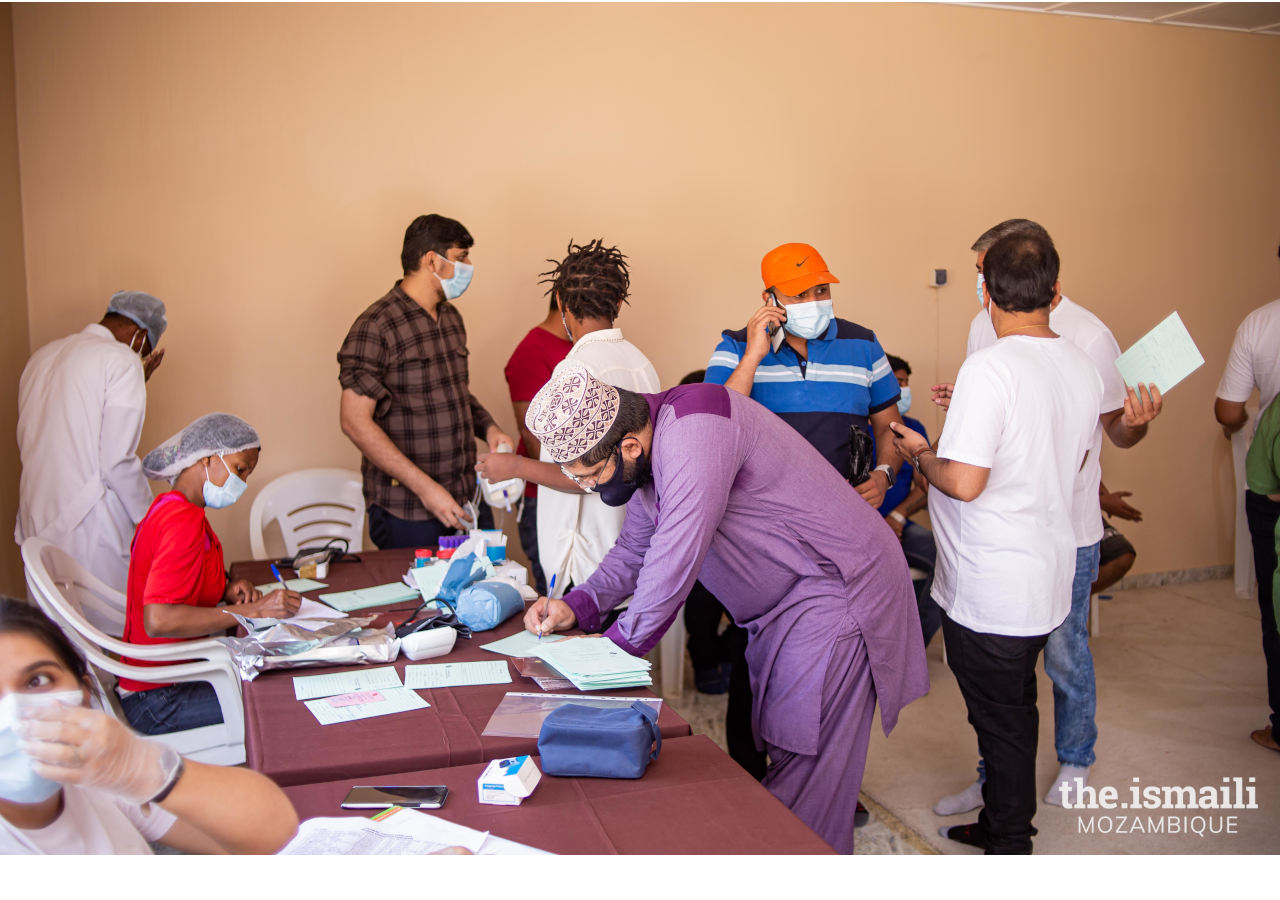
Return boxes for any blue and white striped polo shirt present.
[704,318,900,480]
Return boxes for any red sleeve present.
[505,333,559,403]
[142,504,213,606]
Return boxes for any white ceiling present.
[954,2,1280,35]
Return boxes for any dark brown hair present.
[0,597,89,683]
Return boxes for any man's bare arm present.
[1215,398,1249,438]
[339,389,466,528]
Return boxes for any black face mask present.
[596,442,650,508]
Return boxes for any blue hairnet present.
[107,291,168,349]
[143,413,260,482]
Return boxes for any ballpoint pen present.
[270,563,287,595]
[541,573,556,642]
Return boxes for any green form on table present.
[255,578,329,594]
[1115,311,1205,394]
[317,582,420,613]
[531,637,652,691]
[404,660,512,689]
[480,629,568,658]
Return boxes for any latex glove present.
[16,704,173,804]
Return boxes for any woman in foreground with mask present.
[118,413,301,736]
[0,599,297,854]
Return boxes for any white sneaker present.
[1044,765,1091,807]
[933,778,984,816]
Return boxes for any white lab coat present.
[537,328,660,597]
[16,324,153,593]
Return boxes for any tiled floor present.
[659,579,1279,854]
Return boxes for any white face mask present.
[782,299,834,340]
[897,386,912,416]
[0,690,84,804]
[976,272,986,308]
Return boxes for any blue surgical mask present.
[0,691,84,804]
[435,255,474,301]
[976,273,986,307]
[203,454,248,510]
[782,299,833,340]
[897,387,912,417]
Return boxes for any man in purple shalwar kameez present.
[522,360,929,853]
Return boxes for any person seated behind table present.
[878,355,942,647]
[0,598,298,854]
[118,413,301,737]
[1094,482,1140,594]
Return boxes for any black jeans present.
[367,503,493,550]
[681,580,767,780]
[942,612,1049,854]
[517,496,548,595]
[1246,490,1280,742]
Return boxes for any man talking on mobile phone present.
[701,243,906,826]
[706,243,906,505]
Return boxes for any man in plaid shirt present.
[339,214,513,549]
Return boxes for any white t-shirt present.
[0,785,176,854]
[967,297,1126,547]
[931,336,1103,636]
[537,328,661,597]
[1216,298,1280,413]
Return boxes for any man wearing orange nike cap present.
[701,243,908,817]
[706,242,906,499]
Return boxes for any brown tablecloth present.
[282,734,835,855]
[230,550,692,787]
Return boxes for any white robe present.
[537,328,660,597]
[16,324,153,594]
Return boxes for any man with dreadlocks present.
[478,239,659,600]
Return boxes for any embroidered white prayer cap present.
[525,361,620,464]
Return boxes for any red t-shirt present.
[120,492,228,691]
[504,325,573,498]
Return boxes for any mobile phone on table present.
[341,785,449,809]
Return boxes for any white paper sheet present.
[1114,311,1205,394]
[279,808,487,855]
[404,660,512,690]
[303,685,429,725]
[293,665,403,701]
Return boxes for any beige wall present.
[9,3,1280,572]
[0,3,28,596]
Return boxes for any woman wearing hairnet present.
[117,414,301,736]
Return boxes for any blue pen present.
[270,564,287,594]
[541,574,556,641]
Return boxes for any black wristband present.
[148,755,185,805]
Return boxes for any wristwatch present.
[874,464,896,488]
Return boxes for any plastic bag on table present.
[217,616,401,681]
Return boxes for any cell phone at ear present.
[341,786,449,809]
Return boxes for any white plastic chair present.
[21,537,246,766]
[248,469,365,560]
